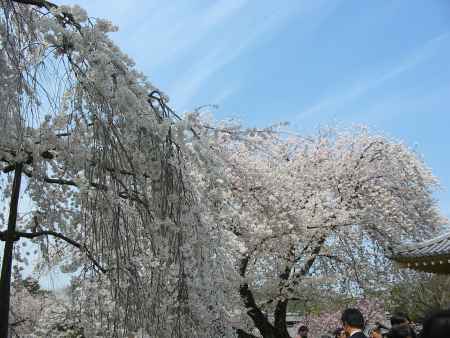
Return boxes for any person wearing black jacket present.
[420,309,450,338]
[387,324,414,338]
[341,308,368,338]
[390,312,416,338]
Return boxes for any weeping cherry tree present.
[0,1,231,337]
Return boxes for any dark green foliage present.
[387,273,450,322]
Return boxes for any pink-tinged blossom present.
[192,120,444,337]
[304,298,387,337]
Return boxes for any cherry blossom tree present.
[8,277,85,338]
[191,118,445,338]
[0,1,231,337]
[1,1,446,338]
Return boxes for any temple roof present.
[391,232,450,274]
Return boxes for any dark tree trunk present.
[238,254,280,338]
[273,299,291,338]
[236,328,259,338]
[0,163,23,338]
[236,233,330,338]
[239,283,279,337]
[273,247,295,338]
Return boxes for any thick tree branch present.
[10,318,28,327]
[1,163,15,174]
[317,253,344,263]
[41,177,78,186]
[235,328,259,338]
[239,283,278,338]
[15,230,107,273]
[10,0,56,8]
[273,245,295,338]
[10,0,81,29]
[289,233,328,290]
[239,255,250,277]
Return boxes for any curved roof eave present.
[391,231,450,274]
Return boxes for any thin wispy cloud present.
[166,9,287,109]
[167,0,340,110]
[297,32,450,121]
[62,0,341,111]
[136,0,249,70]
[64,0,247,71]
[356,84,450,125]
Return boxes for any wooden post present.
[0,162,23,338]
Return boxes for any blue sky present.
[61,0,450,214]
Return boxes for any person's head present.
[390,312,411,326]
[369,326,382,338]
[298,325,309,337]
[341,308,365,334]
[333,327,346,338]
[420,309,450,338]
[387,323,414,338]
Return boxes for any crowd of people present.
[295,308,450,338]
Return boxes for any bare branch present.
[16,230,107,273]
